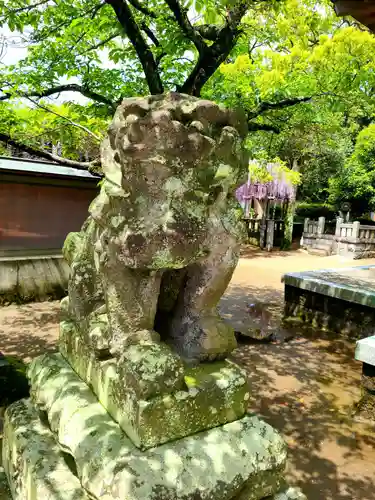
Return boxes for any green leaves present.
[328,124,375,213]
[201,0,375,207]
[0,100,108,161]
[0,0,373,186]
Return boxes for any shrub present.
[0,353,29,406]
[295,202,336,221]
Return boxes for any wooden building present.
[332,1,375,33]
[0,156,99,257]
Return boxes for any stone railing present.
[302,217,375,259]
[358,224,375,241]
[303,217,325,236]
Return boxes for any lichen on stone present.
[24,352,287,500]
[63,92,248,364]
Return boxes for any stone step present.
[307,247,331,256]
[25,352,288,500]
[2,399,88,500]
[313,243,333,250]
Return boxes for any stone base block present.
[26,353,287,500]
[59,324,249,449]
[355,336,375,366]
[0,255,69,305]
[2,399,87,500]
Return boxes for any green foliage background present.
[0,0,375,212]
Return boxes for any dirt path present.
[227,249,375,500]
[1,248,375,498]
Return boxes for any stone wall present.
[0,255,70,305]
[284,284,375,339]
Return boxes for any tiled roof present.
[0,156,100,180]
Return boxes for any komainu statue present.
[2,93,302,500]
[63,92,248,363]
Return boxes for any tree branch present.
[25,96,102,141]
[0,84,117,111]
[180,1,247,95]
[91,2,106,18]
[127,0,157,18]
[106,0,163,94]
[140,23,166,64]
[3,0,50,14]
[248,96,314,119]
[247,122,280,133]
[141,23,160,47]
[194,24,221,41]
[0,132,100,171]
[126,0,220,42]
[246,93,334,133]
[164,0,206,53]
[82,32,120,53]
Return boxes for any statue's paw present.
[86,312,110,356]
[110,329,160,357]
[172,314,237,364]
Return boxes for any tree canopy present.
[1,0,375,204]
[205,0,375,204]
[328,124,375,216]
[0,0,288,167]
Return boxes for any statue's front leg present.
[168,238,240,363]
[101,261,162,356]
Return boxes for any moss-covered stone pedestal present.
[0,468,11,499]
[2,346,306,500]
[58,321,249,450]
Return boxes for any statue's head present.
[90,93,248,268]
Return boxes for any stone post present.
[303,218,310,233]
[317,216,325,236]
[281,201,295,250]
[259,215,267,249]
[353,221,360,239]
[335,217,343,237]
[266,220,275,252]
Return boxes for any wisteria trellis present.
[236,162,296,215]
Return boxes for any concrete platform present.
[283,265,375,338]
[283,265,375,308]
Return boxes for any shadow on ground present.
[1,251,375,499]
[221,284,375,500]
[0,301,59,360]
